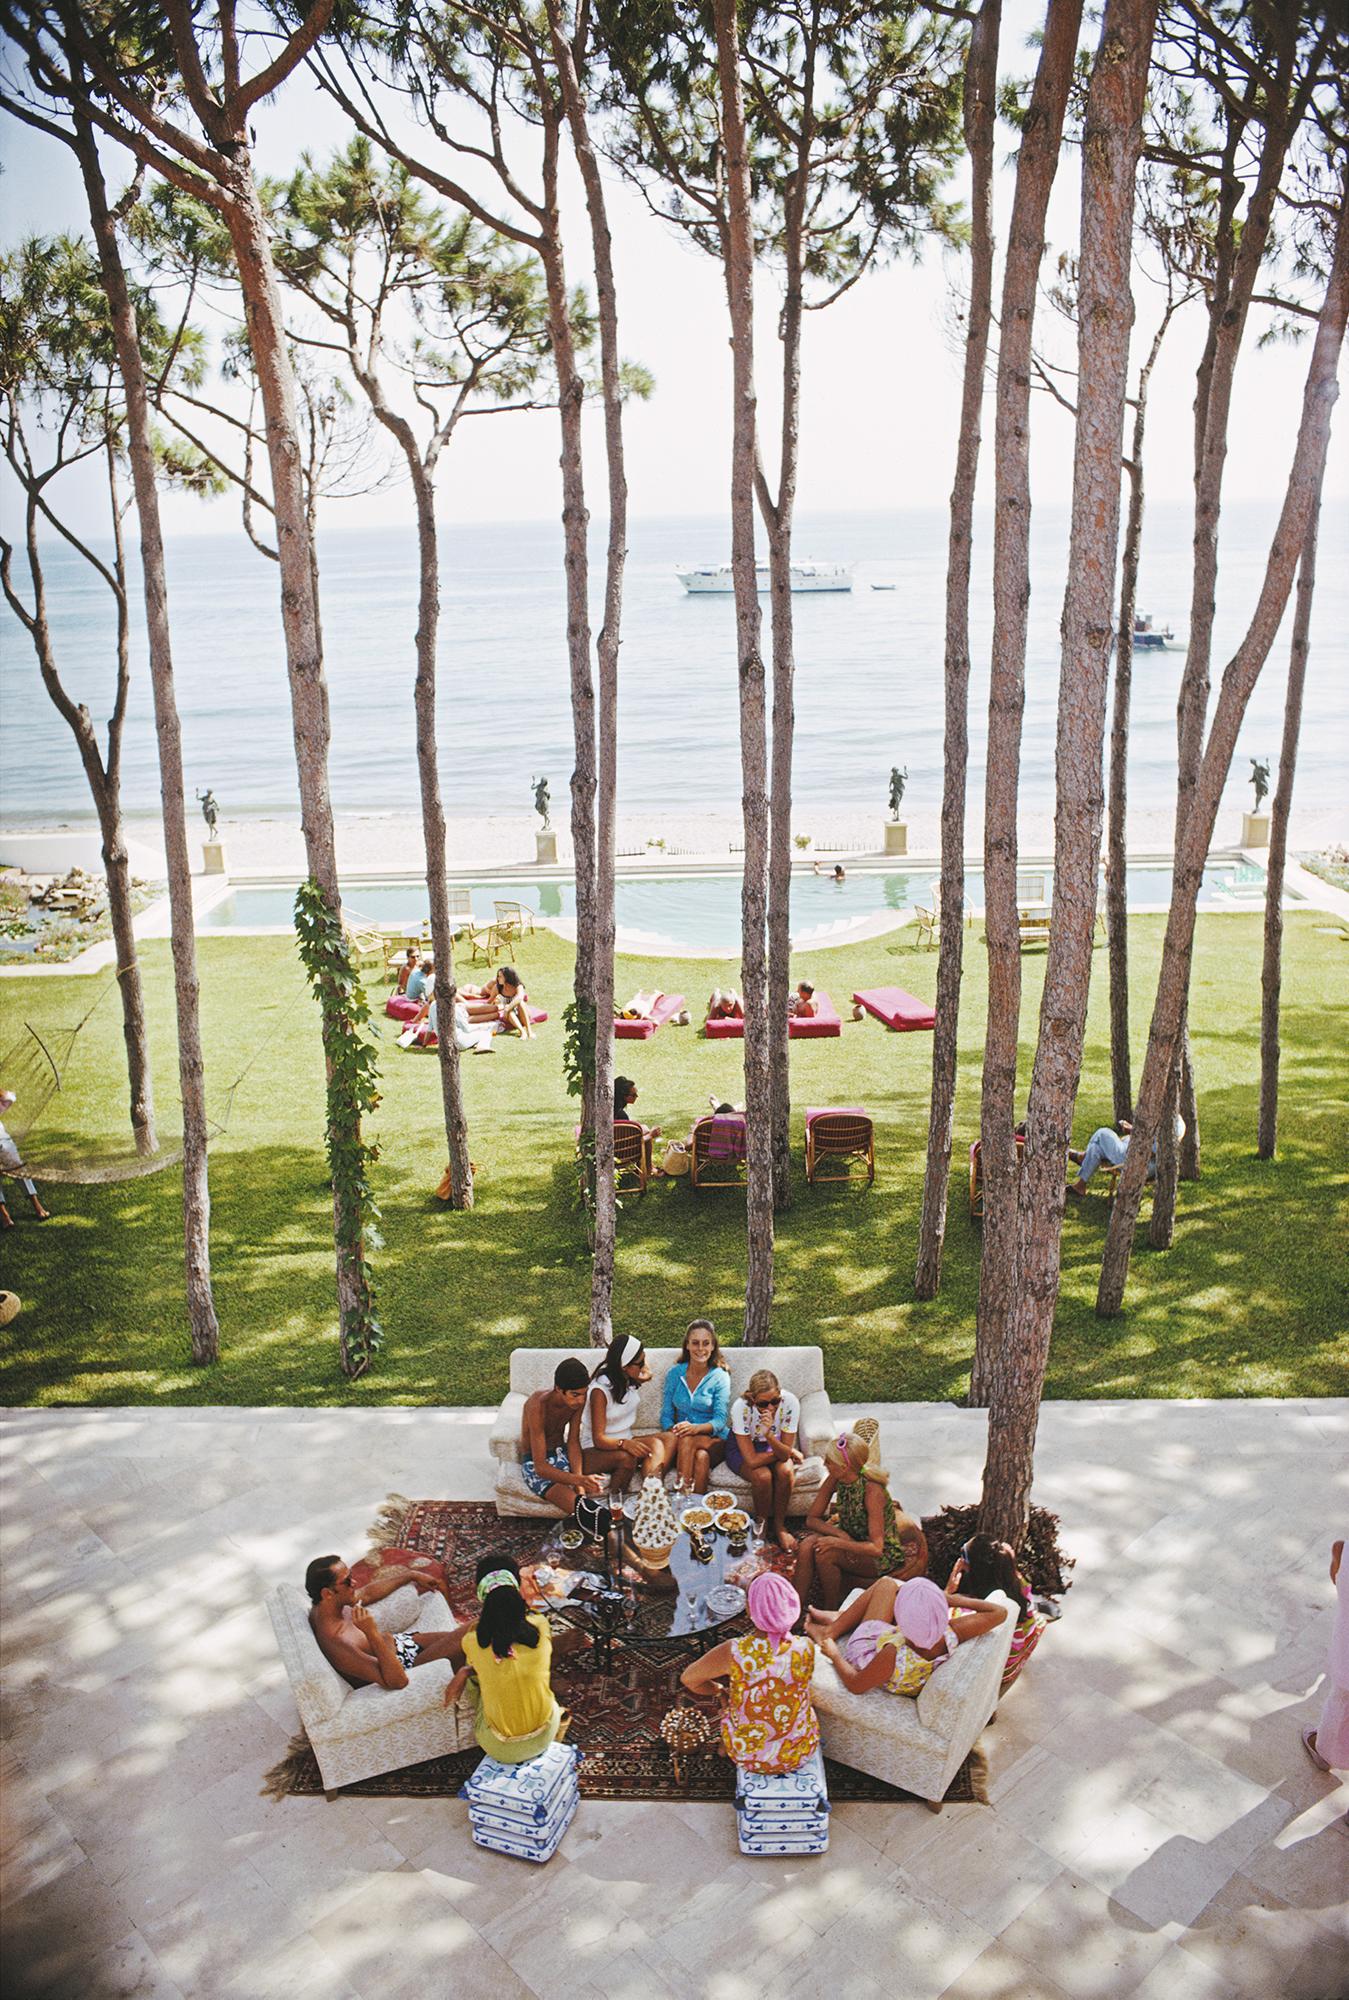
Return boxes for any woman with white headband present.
[441,1552,564,1763]
[580,1334,669,1497]
[793,1423,927,1613]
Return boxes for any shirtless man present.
[520,1357,604,1514]
[788,979,819,1018]
[305,1556,469,1690]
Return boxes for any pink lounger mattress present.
[704,992,842,1040]
[851,986,936,1032]
[615,993,686,1041]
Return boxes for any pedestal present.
[1241,812,1270,849]
[535,829,558,865]
[202,840,228,876]
[884,821,908,856]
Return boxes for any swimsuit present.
[392,1631,424,1671]
[522,1443,572,1498]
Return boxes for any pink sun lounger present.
[851,986,936,1032]
[615,993,686,1041]
[704,992,842,1040]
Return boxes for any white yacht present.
[676,560,854,594]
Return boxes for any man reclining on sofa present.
[306,1554,466,1691]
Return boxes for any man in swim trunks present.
[306,1555,469,1690]
[519,1357,604,1514]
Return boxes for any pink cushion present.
[386,995,420,1021]
[615,993,685,1041]
[704,1014,744,1039]
[851,985,936,1031]
[789,992,841,1039]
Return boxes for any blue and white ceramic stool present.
[458,1741,581,1862]
[735,1745,830,1856]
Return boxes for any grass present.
[0,912,1345,1409]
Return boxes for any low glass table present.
[537,1496,768,1672]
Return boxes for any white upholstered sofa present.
[266,1580,476,1791]
[490,1345,834,1518]
[810,1588,1015,1807]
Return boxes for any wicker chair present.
[613,1118,653,1194]
[690,1113,748,1190]
[804,1108,874,1186]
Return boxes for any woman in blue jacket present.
[659,1320,731,1493]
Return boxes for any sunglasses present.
[753,1397,781,1410]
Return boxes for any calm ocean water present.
[3,500,1345,830]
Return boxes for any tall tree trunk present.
[716,0,773,1342]
[1106,460,1138,1127]
[1099,196,1349,1315]
[221,165,374,1374]
[74,114,219,1355]
[1258,496,1319,1158]
[979,0,1157,1544]
[968,0,1082,1403]
[409,459,474,1209]
[95,782,158,1158]
[915,0,1001,1299]
[549,3,628,1345]
[761,156,805,1217]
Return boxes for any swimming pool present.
[198,859,1281,955]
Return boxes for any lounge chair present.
[615,1119,654,1193]
[804,1108,874,1186]
[494,899,536,943]
[968,1133,1026,1219]
[615,992,686,1041]
[851,986,936,1032]
[913,903,938,949]
[456,919,499,966]
[704,992,842,1040]
[690,1113,747,1190]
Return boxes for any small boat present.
[1132,611,1176,650]
[676,561,854,594]
[871,582,897,591]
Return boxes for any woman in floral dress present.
[679,1573,819,1774]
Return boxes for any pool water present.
[198,860,1279,954]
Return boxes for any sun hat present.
[894,1577,950,1649]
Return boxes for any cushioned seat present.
[266,1580,475,1791]
[851,985,936,1031]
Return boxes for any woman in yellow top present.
[443,1554,563,1763]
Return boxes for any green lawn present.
[1,912,1345,1408]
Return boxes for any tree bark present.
[1098,191,1349,1315]
[220,164,374,1374]
[968,0,1082,1402]
[549,2,628,1345]
[915,0,1001,1299]
[74,113,219,1356]
[716,0,773,1342]
[1258,496,1319,1158]
[979,0,1157,1544]
[1107,458,1138,1128]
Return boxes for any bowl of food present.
[705,1492,735,1514]
[680,1506,715,1534]
[719,1510,750,1537]
[558,1526,584,1552]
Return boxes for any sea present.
[3,500,1346,835]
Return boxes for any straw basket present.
[0,1291,20,1327]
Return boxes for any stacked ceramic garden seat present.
[735,1746,830,1856]
[459,1741,582,1862]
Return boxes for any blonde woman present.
[727,1368,803,1552]
[793,1423,927,1611]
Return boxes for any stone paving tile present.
[822,1875,993,2000]
[309,1866,528,2000]
[992,1870,1181,1998]
[1175,1869,1349,1999]
[896,1805,1064,1935]
[33,1927,188,2000]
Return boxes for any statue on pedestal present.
[197,788,220,839]
[888,766,908,821]
[532,775,551,831]
[1249,758,1270,813]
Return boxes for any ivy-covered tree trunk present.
[979,0,1157,1544]
[222,164,376,1374]
[1099,194,1349,1315]
[74,114,219,1356]
[549,0,628,1344]
[1258,499,1319,1159]
[716,0,774,1342]
[968,0,1082,1403]
[915,0,1001,1299]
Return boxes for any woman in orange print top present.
[678,1572,819,1775]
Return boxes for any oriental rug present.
[263,1497,988,1807]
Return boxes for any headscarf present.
[894,1576,949,1649]
[477,1567,519,1602]
[747,1571,800,1645]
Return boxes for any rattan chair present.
[804,1110,875,1186]
[690,1114,748,1190]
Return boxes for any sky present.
[0,0,1344,543]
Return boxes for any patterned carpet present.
[264,1499,986,1806]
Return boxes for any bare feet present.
[776,1528,798,1556]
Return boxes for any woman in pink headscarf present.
[807,1573,1006,1698]
[678,1572,819,1773]
[1302,1537,1348,1807]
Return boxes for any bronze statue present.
[888,766,908,821]
[531,775,551,830]
[196,788,219,838]
[1249,758,1270,814]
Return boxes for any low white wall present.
[0,832,165,879]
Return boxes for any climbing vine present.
[564,994,597,1228]
[294,879,383,1377]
